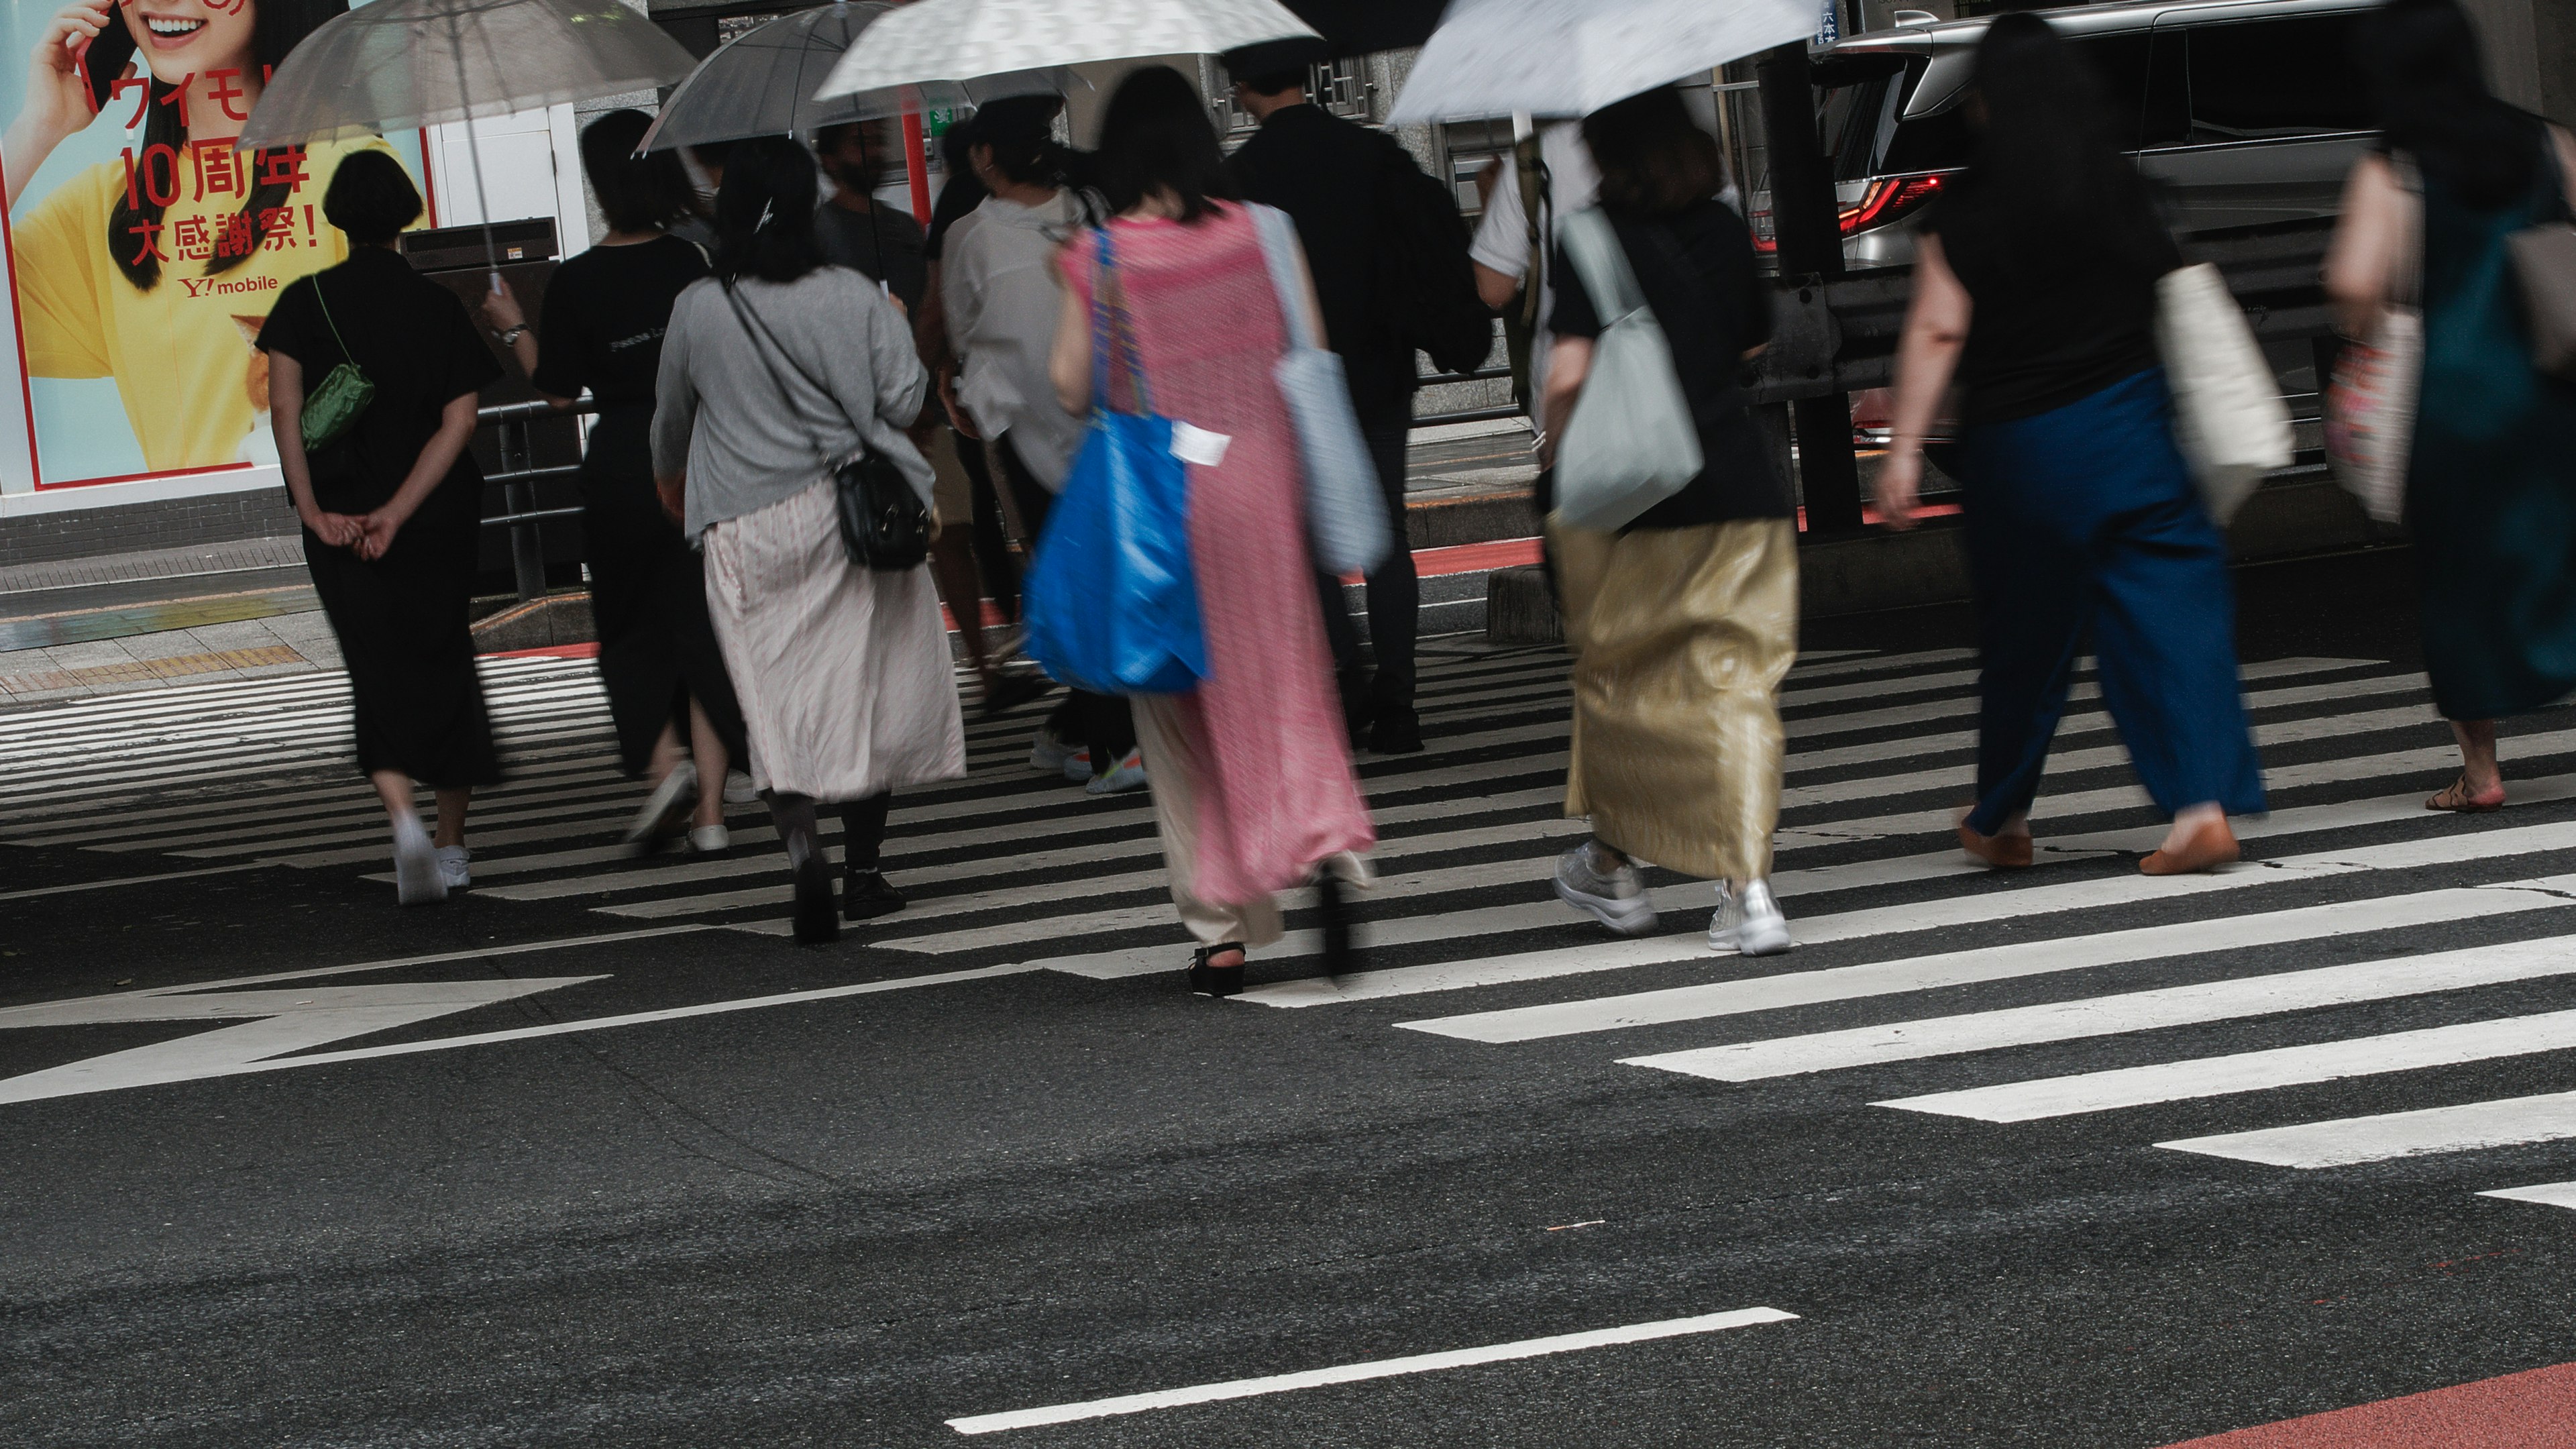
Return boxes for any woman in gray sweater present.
[652,137,967,945]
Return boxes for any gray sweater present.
[651,267,931,539]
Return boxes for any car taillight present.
[1839,173,1945,234]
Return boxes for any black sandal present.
[1188,943,1246,998]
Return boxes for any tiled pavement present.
[0,611,341,708]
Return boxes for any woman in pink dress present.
[1048,66,1377,996]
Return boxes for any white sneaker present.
[689,824,731,854]
[392,813,446,906]
[1711,879,1791,956]
[436,845,472,892]
[1552,841,1657,936]
[1062,747,1093,784]
[1085,748,1147,796]
[722,771,759,805]
[623,759,697,845]
[1030,723,1075,773]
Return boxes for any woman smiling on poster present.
[3,0,406,476]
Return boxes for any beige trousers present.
[1132,696,1372,949]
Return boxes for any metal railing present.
[476,396,594,603]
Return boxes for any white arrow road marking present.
[0,976,609,1105]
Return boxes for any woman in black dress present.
[259,150,502,906]
[481,109,749,854]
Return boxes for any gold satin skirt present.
[1552,517,1799,882]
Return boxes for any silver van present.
[1766,0,2377,270]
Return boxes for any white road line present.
[1621,935,2576,1083]
[0,860,271,901]
[1879,1008,2576,1122]
[1399,880,2576,1044]
[942,1307,1798,1436]
[1230,808,2576,1005]
[2478,1181,2576,1209]
[2158,1089,2576,1169]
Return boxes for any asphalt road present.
[7,543,2575,1447]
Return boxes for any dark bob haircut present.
[1582,85,1727,219]
[2356,0,2543,210]
[321,150,425,246]
[974,95,1074,189]
[1095,65,1237,223]
[712,135,825,284]
[582,109,694,233]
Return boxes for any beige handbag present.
[2154,262,2293,525]
[2324,153,2423,525]
[2506,129,2576,382]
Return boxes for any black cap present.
[1221,38,1331,85]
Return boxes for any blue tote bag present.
[1022,226,1208,696]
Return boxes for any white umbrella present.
[815,0,1316,103]
[1386,0,1817,124]
[640,2,1076,152]
[237,0,702,279]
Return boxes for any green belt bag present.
[299,282,375,452]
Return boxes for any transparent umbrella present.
[816,0,1316,104]
[639,1,1075,153]
[1386,0,1816,123]
[236,0,702,280]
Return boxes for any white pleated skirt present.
[700,478,965,800]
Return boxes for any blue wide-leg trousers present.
[1959,368,2267,836]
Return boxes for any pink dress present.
[1063,206,1375,908]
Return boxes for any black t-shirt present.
[814,201,928,315]
[1550,199,1789,528]
[529,233,706,409]
[1926,186,2177,424]
[257,247,502,515]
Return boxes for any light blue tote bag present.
[1247,203,1393,577]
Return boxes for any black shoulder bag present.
[720,280,931,572]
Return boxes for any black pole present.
[1755,41,1864,535]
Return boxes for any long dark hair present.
[85,0,351,292]
[580,109,692,233]
[1938,13,2172,282]
[1094,65,1235,223]
[2357,0,2544,209]
[1582,85,1726,220]
[711,135,824,284]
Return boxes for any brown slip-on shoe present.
[2140,816,2241,875]
[1957,822,2034,869]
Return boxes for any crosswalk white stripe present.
[2157,1089,2576,1169]
[0,667,599,745]
[1877,1008,2576,1122]
[1397,880,2576,1044]
[1222,800,2576,1003]
[2477,1181,2576,1209]
[0,692,611,775]
[1619,936,2576,1083]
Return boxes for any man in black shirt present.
[811,121,929,315]
[1224,40,1440,753]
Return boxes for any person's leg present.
[2433,718,2506,809]
[1962,497,2089,843]
[959,435,1021,624]
[1132,696,1283,989]
[836,790,905,918]
[1085,693,1138,782]
[374,769,446,905]
[688,698,730,831]
[767,790,835,944]
[1311,566,1368,738]
[930,529,994,677]
[431,788,470,849]
[1360,421,1419,748]
[370,770,416,822]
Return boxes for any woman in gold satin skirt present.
[1537,88,1800,956]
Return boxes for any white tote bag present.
[1246,203,1393,577]
[1552,207,1704,532]
[2153,261,2294,526]
[2324,154,2423,525]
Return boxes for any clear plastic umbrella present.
[639,1,1075,153]
[815,0,1316,103]
[236,0,702,278]
[1385,0,1817,123]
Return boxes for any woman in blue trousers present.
[1874,13,2266,873]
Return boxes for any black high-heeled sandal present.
[1188,943,1246,998]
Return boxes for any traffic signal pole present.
[1755,41,1865,535]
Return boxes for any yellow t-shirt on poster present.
[10,134,403,477]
